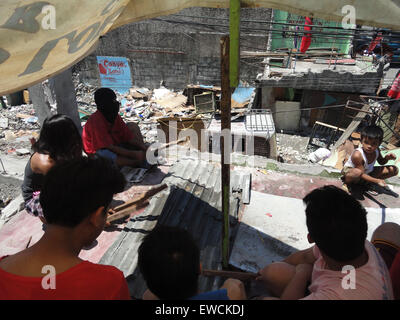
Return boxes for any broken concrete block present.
[4,130,16,141]
[0,194,24,230]
[0,118,8,129]
[15,148,30,156]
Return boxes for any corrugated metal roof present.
[99,158,250,299]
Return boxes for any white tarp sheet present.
[1,0,400,95]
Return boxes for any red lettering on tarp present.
[98,60,126,75]
[108,69,123,75]
[98,63,107,74]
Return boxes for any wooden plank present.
[107,184,168,222]
[315,121,345,131]
[333,102,370,150]
[106,201,149,223]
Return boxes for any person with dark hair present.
[138,225,246,300]
[257,185,394,300]
[21,114,83,222]
[0,157,130,299]
[341,124,398,190]
[82,87,148,168]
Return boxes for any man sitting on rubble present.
[138,225,246,300]
[82,87,148,168]
[0,157,131,299]
[257,185,394,300]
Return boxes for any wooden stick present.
[201,269,258,282]
[112,184,167,213]
[107,201,149,223]
[26,236,32,248]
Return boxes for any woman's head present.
[32,114,83,162]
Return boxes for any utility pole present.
[220,0,240,269]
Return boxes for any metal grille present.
[245,109,275,133]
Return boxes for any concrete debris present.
[308,148,331,163]
[0,101,40,157]
[4,131,16,142]
[0,118,8,129]
[15,148,30,156]
[276,133,311,164]
[0,173,23,208]
[72,72,201,145]
[0,194,24,231]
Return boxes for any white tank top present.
[344,147,378,174]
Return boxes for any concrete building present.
[75,7,272,90]
[257,58,384,133]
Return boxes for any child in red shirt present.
[0,157,131,300]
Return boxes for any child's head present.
[33,114,82,162]
[138,225,200,300]
[303,185,368,262]
[94,88,120,123]
[40,157,126,244]
[360,125,384,152]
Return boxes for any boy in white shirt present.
[341,125,397,189]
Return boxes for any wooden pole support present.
[220,35,231,270]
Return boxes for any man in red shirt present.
[0,157,131,300]
[82,88,147,168]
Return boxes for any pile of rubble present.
[73,72,198,145]
[276,133,311,164]
[0,102,40,155]
[276,130,341,165]
[1,73,206,158]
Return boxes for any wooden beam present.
[333,102,370,150]
[229,0,240,88]
[107,184,168,222]
[220,35,231,270]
